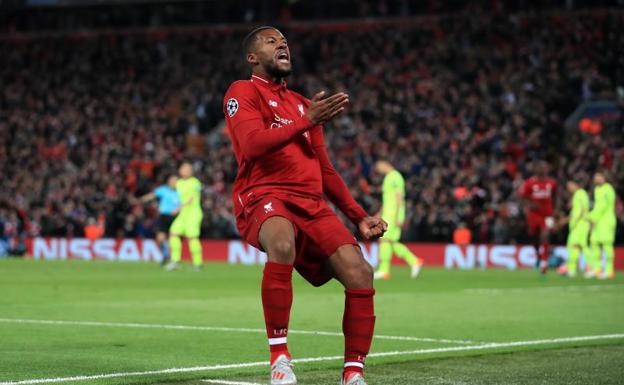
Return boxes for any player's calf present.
[328,245,376,383]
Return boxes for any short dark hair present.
[242,26,276,55]
[375,153,392,164]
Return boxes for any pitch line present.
[465,283,624,294]
[0,318,476,345]
[1,333,623,385]
[203,381,263,385]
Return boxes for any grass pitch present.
[1,258,623,385]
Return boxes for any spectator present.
[0,8,622,244]
[453,223,472,246]
[84,217,105,241]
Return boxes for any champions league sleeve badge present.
[226,98,239,117]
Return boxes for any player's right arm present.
[140,186,162,203]
[224,83,347,160]
[394,190,403,226]
[140,192,156,203]
[569,195,582,230]
[518,179,538,210]
[224,81,312,160]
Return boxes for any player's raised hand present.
[306,90,349,125]
[358,216,388,240]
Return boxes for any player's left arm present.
[588,190,607,223]
[311,126,386,239]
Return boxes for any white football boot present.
[411,259,424,278]
[373,271,390,280]
[270,354,297,385]
[342,372,368,385]
[164,261,180,271]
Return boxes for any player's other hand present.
[358,217,388,240]
[306,90,349,125]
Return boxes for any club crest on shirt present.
[269,100,278,107]
[264,201,274,213]
[226,98,238,117]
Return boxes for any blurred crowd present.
[5,0,612,34]
[1,8,623,244]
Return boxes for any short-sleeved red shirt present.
[520,177,557,217]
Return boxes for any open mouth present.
[276,51,290,64]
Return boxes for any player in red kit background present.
[519,161,557,274]
[223,26,387,385]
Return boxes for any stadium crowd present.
[1,8,623,245]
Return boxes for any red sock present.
[262,261,293,364]
[343,288,375,380]
[540,242,550,273]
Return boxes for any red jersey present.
[520,177,557,217]
[223,74,367,226]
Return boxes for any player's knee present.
[362,261,374,280]
[342,255,373,289]
[267,239,295,263]
[348,261,373,288]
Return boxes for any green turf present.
[0,259,623,385]
[196,345,624,385]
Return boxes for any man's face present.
[374,161,382,174]
[168,175,178,188]
[566,181,575,193]
[536,162,548,178]
[248,29,291,78]
[594,173,605,185]
[179,164,192,179]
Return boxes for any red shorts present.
[237,194,358,287]
[526,212,554,237]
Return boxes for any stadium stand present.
[1,5,622,243]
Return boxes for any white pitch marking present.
[0,318,476,345]
[1,333,622,385]
[465,283,624,294]
[203,380,263,385]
